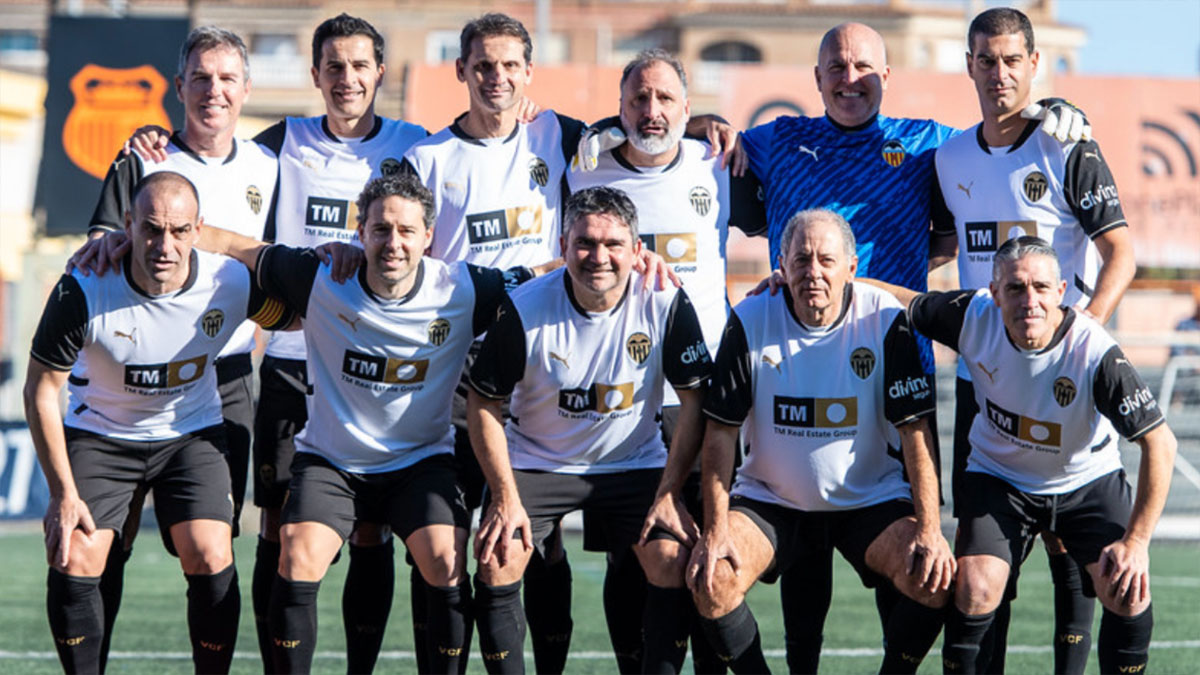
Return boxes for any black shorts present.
[216,353,254,533]
[252,355,307,508]
[65,425,234,538]
[955,469,1131,589]
[731,495,913,588]
[952,377,980,518]
[490,468,662,557]
[282,451,469,542]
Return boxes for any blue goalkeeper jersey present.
[742,113,958,373]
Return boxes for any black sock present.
[780,560,830,675]
[269,575,321,674]
[1098,605,1152,675]
[410,562,432,675]
[874,583,901,638]
[942,607,995,675]
[879,595,944,674]
[699,602,771,674]
[47,569,104,674]
[524,551,573,674]
[186,563,240,674]
[603,552,647,674]
[1049,553,1094,675]
[343,540,394,674]
[981,598,1011,673]
[690,600,729,675]
[641,585,691,674]
[473,576,526,674]
[98,543,130,673]
[252,538,281,674]
[425,581,472,674]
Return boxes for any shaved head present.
[815,22,890,128]
[819,22,887,65]
[131,171,200,220]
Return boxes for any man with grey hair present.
[81,24,279,669]
[688,208,953,674]
[466,186,713,674]
[568,47,765,673]
[893,236,1176,674]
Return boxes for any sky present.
[1056,0,1200,77]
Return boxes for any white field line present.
[3,641,1199,661]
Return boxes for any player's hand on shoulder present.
[515,96,543,124]
[907,526,956,594]
[474,495,532,567]
[44,494,96,569]
[695,117,746,175]
[634,247,682,291]
[1021,97,1092,144]
[67,230,129,276]
[314,242,365,283]
[639,492,700,548]
[745,269,784,297]
[124,124,171,163]
[1099,536,1151,608]
[573,124,626,172]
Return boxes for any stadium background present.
[0,0,1196,671]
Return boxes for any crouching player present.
[688,209,954,674]
[199,173,508,673]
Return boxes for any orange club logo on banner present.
[62,64,171,180]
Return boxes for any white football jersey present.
[910,289,1165,494]
[89,135,278,357]
[568,139,730,406]
[404,112,580,270]
[256,247,505,473]
[470,268,710,474]
[264,115,428,360]
[933,125,1126,380]
[705,283,934,511]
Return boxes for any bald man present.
[25,172,293,674]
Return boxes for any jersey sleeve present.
[467,297,527,400]
[739,122,776,184]
[255,245,322,318]
[930,161,956,236]
[245,270,297,331]
[907,290,974,349]
[1064,140,1127,238]
[467,263,509,336]
[252,121,287,154]
[701,310,753,426]
[30,275,89,371]
[555,112,587,163]
[729,166,767,236]
[88,152,144,234]
[1092,344,1165,441]
[662,289,712,389]
[882,311,936,425]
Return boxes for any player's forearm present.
[855,277,921,308]
[899,418,942,532]
[530,259,563,277]
[657,388,706,497]
[1125,424,1177,546]
[466,392,521,502]
[1084,234,1136,323]
[197,225,268,271]
[23,372,75,499]
[700,420,737,531]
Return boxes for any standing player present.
[25,172,293,674]
[195,174,505,674]
[79,27,277,667]
[894,237,1174,674]
[567,48,764,673]
[467,187,713,674]
[928,9,1137,672]
[687,209,953,675]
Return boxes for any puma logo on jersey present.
[1115,357,1130,366]
[549,351,570,368]
[57,283,70,301]
[950,292,973,307]
[977,362,999,383]
[1083,151,1100,161]
[957,181,974,199]
[761,354,781,372]
[443,181,464,192]
[797,145,819,161]
[338,313,362,332]
[113,328,137,344]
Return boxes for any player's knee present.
[59,530,111,577]
[179,539,233,575]
[418,550,465,587]
[691,565,743,619]
[475,554,525,587]
[1096,584,1151,617]
[637,539,688,588]
[955,559,1006,614]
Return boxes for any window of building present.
[699,40,762,63]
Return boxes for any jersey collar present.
[609,142,684,173]
[1003,306,1076,354]
[171,132,238,165]
[448,113,522,146]
[564,269,630,318]
[974,119,1039,155]
[122,249,200,298]
[824,113,879,134]
[782,283,854,333]
[321,115,384,143]
[359,257,426,306]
